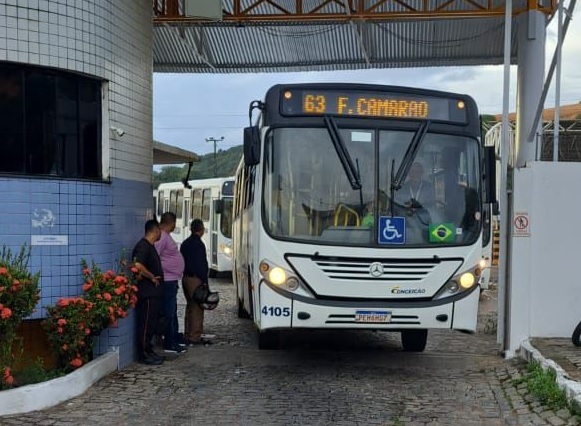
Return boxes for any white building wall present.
[508,162,581,353]
[0,0,154,367]
[0,0,153,183]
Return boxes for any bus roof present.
[157,176,235,191]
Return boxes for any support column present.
[515,10,546,168]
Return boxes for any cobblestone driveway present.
[1,278,579,425]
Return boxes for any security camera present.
[110,127,125,137]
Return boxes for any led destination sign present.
[280,89,467,123]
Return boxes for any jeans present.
[162,280,179,348]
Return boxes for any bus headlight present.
[220,243,232,257]
[259,259,302,292]
[434,265,480,300]
[459,272,475,289]
[268,267,286,285]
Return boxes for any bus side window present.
[192,189,202,219]
[169,190,177,215]
[202,189,211,221]
[243,165,255,208]
[176,189,183,220]
[157,190,164,217]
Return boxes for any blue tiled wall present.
[0,176,153,367]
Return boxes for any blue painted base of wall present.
[0,176,154,368]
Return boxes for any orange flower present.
[114,276,127,285]
[103,293,112,301]
[57,318,67,326]
[82,268,91,275]
[4,375,14,385]
[62,344,69,351]
[70,358,83,368]
[130,267,139,274]
[57,327,64,334]
[82,283,93,291]
[0,267,7,275]
[57,298,70,307]
[114,286,125,295]
[84,328,91,335]
[1,307,12,319]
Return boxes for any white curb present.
[520,339,581,409]
[0,351,118,416]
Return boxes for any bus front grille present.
[313,258,438,282]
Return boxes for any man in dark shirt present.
[132,219,165,365]
[180,218,211,345]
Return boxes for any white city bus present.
[232,83,496,350]
[156,177,235,276]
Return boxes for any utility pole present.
[206,136,224,177]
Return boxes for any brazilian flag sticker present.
[429,223,455,243]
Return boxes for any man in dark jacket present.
[180,218,212,346]
[132,219,165,365]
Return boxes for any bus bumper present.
[260,281,480,333]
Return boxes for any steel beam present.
[153,0,556,24]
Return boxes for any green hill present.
[153,145,242,188]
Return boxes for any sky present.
[152,3,581,158]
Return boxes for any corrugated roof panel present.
[153,16,519,73]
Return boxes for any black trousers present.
[136,295,161,357]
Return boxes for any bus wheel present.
[258,330,280,350]
[237,297,249,319]
[401,330,428,352]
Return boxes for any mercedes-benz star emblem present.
[369,262,384,277]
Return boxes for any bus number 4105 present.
[262,306,291,317]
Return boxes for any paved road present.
[1,278,579,425]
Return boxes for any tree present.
[152,145,244,188]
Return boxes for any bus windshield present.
[263,127,481,247]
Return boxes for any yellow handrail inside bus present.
[333,204,360,227]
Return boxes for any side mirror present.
[484,146,497,204]
[213,199,223,215]
[243,126,260,166]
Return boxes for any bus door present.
[210,198,220,267]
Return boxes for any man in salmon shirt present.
[155,212,187,354]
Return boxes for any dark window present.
[222,180,234,196]
[0,63,102,179]
[157,190,164,217]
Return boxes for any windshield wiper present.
[324,115,362,191]
[389,120,430,217]
[391,120,431,192]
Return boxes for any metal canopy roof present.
[152,0,556,73]
[153,140,199,164]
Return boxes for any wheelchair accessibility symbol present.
[378,216,406,244]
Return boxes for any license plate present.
[354,310,391,323]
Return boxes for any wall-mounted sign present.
[31,235,69,246]
[513,212,530,237]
